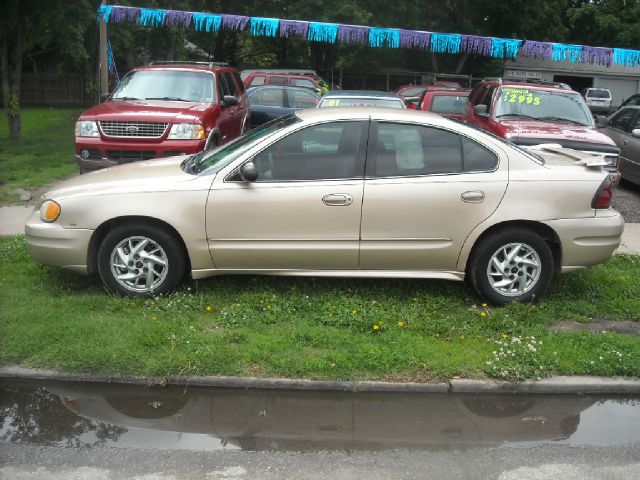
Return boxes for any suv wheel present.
[97,224,185,297]
[468,228,554,305]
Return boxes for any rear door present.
[608,108,640,183]
[360,121,508,271]
[248,88,288,128]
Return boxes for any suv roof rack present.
[149,61,230,67]
[488,77,572,90]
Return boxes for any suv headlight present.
[75,120,99,137]
[40,200,61,223]
[167,123,205,140]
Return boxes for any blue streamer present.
[552,44,582,63]
[139,8,166,27]
[193,13,221,32]
[369,28,400,48]
[491,38,522,59]
[430,33,461,54]
[250,17,280,37]
[98,5,112,23]
[308,22,339,43]
[613,48,640,67]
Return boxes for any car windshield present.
[430,94,469,114]
[400,87,427,97]
[189,114,301,174]
[587,89,611,99]
[111,70,216,103]
[494,88,594,127]
[319,97,403,108]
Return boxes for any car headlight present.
[40,200,61,223]
[75,120,99,137]
[167,123,205,140]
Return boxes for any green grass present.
[0,236,639,381]
[0,108,81,204]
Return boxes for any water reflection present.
[1,380,638,452]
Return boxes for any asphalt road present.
[613,180,640,223]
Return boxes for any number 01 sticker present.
[502,89,541,106]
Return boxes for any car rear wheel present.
[468,228,554,305]
[97,224,185,297]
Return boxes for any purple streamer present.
[522,40,553,60]
[165,10,193,28]
[583,46,613,67]
[399,30,430,49]
[109,6,140,24]
[221,14,249,31]
[461,35,492,56]
[338,25,370,45]
[279,19,309,38]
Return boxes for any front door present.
[206,120,369,270]
[360,122,508,271]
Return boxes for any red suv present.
[418,89,470,121]
[75,62,249,172]
[465,78,619,169]
[241,69,330,95]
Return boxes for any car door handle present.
[461,191,485,203]
[322,193,353,206]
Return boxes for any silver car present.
[26,108,623,305]
[600,106,640,185]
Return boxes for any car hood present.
[498,119,616,147]
[44,157,212,200]
[79,99,212,123]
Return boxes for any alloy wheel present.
[109,236,169,293]
[486,243,542,297]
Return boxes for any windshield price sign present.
[502,88,541,106]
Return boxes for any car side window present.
[610,109,637,133]
[233,71,245,93]
[269,76,287,86]
[629,112,640,132]
[290,78,316,90]
[251,121,366,181]
[369,123,497,177]
[248,75,266,87]
[222,72,238,96]
[287,90,319,109]
[468,84,485,105]
[250,89,284,107]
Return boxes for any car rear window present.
[430,94,468,114]
[400,87,427,97]
[587,89,611,99]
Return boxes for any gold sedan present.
[26,108,624,304]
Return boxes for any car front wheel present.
[97,224,186,297]
[468,228,554,305]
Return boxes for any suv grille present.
[107,150,156,163]
[99,121,168,138]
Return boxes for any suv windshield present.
[189,114,301,174]
[494,88,593,127]
[112,70,216,103]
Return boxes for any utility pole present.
[99,0,108,96]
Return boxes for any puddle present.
[1,379,639,452]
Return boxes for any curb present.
[1,367,639,394]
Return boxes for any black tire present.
[468,227,554,306]
[97,223,186,297]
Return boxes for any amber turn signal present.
[40,200,61,223]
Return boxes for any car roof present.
[295,106,440,122]
[488,80,575,93]
[322,90,402,99]
[425,89,470,96]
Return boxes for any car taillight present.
[591,176,614,209]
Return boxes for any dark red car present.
[75,61,249,172]
[418,89,470,121]
[465,78,620,169]
[397,82,463,109]
[241,69,330,96]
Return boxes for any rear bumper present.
[25,211,93,274]
[544,211,624,269]
[75,137,206,171]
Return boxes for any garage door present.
[596,78,639,108]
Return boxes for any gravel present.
[613,180,640,223]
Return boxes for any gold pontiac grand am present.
[26,108,624,305]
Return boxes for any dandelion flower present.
[460,335,465,340]
[398,321,405,327]
[480,312,487,317]
[373,325,380,331]
[206,306,212,311]
[482,303,488,307]
[152,316,157,321]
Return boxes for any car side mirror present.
[99,92,111,103]
[239,161,258,182]
[222,95,239,107]
[632,129,640,139]
[595,115,609,127]
[474,104,488,117]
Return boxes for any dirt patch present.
[549,319,640,336]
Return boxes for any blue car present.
[246,86,320,129]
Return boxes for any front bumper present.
[75,137,206,171]
[545,211,624,269]
[25,210,93,274]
